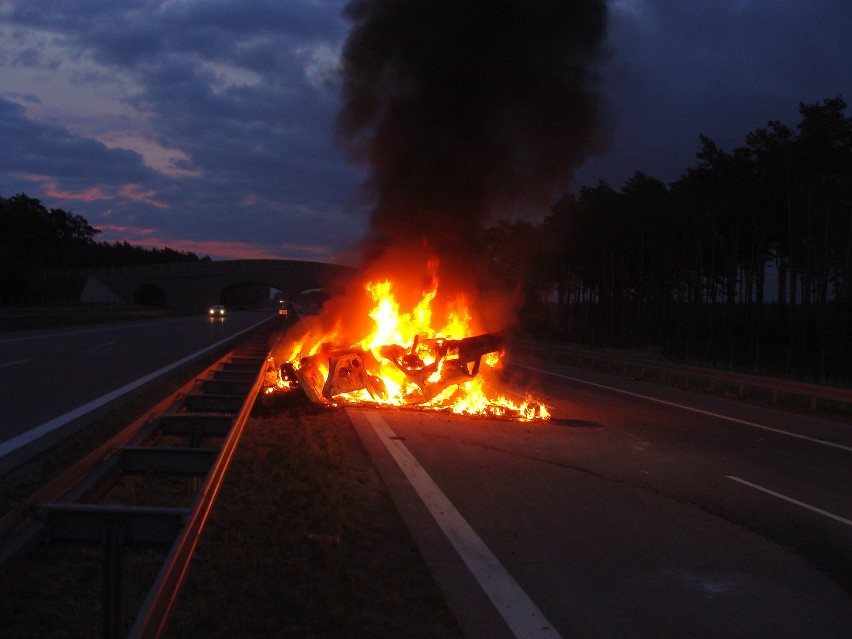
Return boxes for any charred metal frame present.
[292,332,503,405]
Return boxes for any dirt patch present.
[165,392,463,639]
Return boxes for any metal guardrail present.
[127,350,268,638]
[0,320,277,638]
[511,340,852,418]
[0,315,275,475]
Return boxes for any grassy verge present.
[165,392,462,639]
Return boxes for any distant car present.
[208,304,226,317]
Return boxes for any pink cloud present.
[29,176,112,202]
[21,175,168,208]
[173,240,287,260]
[118,184,168,208]
[277,242,331,257]
[98,233,294,260]
[96,223,158,237]
[94,222,334,262]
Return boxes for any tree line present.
[481,96,852,382]
[0,193,205,304]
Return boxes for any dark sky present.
[1,1,850,262]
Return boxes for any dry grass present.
[165,392,463,639]
[0,543,168,637]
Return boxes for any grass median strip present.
[165,392,463,639]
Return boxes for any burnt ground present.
[165,390,463,639]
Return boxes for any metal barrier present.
[511,340,852,420]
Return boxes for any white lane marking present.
[513,363,852,454]
[0,316,270,462]
[727,476,852,527]
[0,317,191,344]
[0,358,33,368]
[362,410,562,639]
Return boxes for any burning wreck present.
[266,270,549,421]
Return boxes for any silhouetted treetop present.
[0,193,205,272]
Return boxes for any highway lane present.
[503,355,852,553]
[347,354,852,638]
[0,311,274,453]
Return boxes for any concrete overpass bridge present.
[72,259,356,311]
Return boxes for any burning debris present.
[297,333,501,405]
[379,333,503,404]
[265,273,549,421]
[267,336,548,421]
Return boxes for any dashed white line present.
[727,476,852,527]
[0,318,190,344]
[0,358,33,368]
[362,410,562,639]
[513,363,852,453]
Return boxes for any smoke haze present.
[337,0,610,252]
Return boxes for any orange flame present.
[269,262,549,421]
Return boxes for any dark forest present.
[482,97,851,383]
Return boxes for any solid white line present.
[362,410,562,639]
[513,363,852,454]
[0,316,270,461]
[726,476,852,527]
[0,358,33,368]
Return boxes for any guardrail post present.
[104,519,125,639]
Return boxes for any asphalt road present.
[347,352,852,638]
[0,311,273,457]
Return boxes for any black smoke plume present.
[337,0,610,255]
